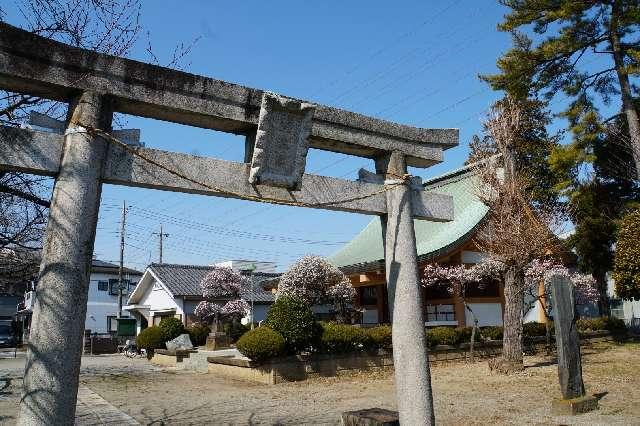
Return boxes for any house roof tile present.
[148,263,278,302]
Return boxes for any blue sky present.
[6,1,591,271]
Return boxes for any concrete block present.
[341,408,399,426]
[551,395,598,415]
[206,332,229,350]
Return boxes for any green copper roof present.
[328,164,489,272]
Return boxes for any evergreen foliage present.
[366,325,393,350]
[482,1,640,311]
[319,322,371,353]
[483,0,640,177]
[613,209,640,300]
[425,327,459,348]
[136,326,166,351]
[264,295,317,354]
[158,317,185,341]
[236,327,285,362]
[185,324,210,346]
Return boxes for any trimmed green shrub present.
[454,327,475,343]
[613,209,640,301]
[523,322,547,337]
[480,326,503,341]
[224,322,250,343]
[136,326,166,352]
[603,316,627,333]
[320,322,371,353]
[236,327,285,362]
[577,317,606,332]
[185,324,210,346]
[158,317,185,341]
[367,325,392,350]
[264,295,317,354]
[426,327,459,348]
[577,316,627,334]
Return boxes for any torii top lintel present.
[0,22,457,168]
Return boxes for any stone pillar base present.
[206,332,229,350]
[551,395,598,415]
[341,408,399,426]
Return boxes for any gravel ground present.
[1,343,639,425]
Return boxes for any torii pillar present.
[19,92,112,425]
[378,152,435,425]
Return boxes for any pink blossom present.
[277,255,345,304]
[200,267,246,298]
[221,299,250,317]
[571,273,599,305]
[524,259,599,305]
[466,258,506,282]
[194,301,222,319]
[421,264,468,295]
[327,279,356,302]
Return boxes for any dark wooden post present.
[550,275,598,415]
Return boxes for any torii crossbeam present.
[0,22,458,425]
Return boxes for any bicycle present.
[123,340,145,358]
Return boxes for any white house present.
[17,259,143,337]
[85,260,143,334]
[124,263,279,334]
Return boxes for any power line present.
[328,12,486,107]
[307,0,464,100]
[345,30,493,112]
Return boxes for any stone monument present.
[550,275,598,415]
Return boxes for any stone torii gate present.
[0,23,457,425]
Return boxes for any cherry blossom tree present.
[422,263,488,361]
[194,267,249,332]
[524,258,599,352]
[277,255,345,305]
[326,279,357,323]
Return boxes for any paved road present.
[0,354,159,425]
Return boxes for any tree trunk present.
[610,0,640,180]
[501,266,524,368]
[545,315,553,355]
[470,318,478,363]
[465,302,478,363]
[595,270,610,317]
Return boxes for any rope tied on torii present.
[68,120,417,209]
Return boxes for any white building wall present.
[608,273,640,323]
[465,303,503,326]
[138,279,181,325]
[85,271,140,334]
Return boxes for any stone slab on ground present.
[165,334,193,352]
[341,408,399,426]
[75,385,139,425]
[551,395,599,416]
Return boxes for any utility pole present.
[152,224,169,264]
[117,201,126,319]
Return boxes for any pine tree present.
[483,0,640,179]
[550,112,640,313]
